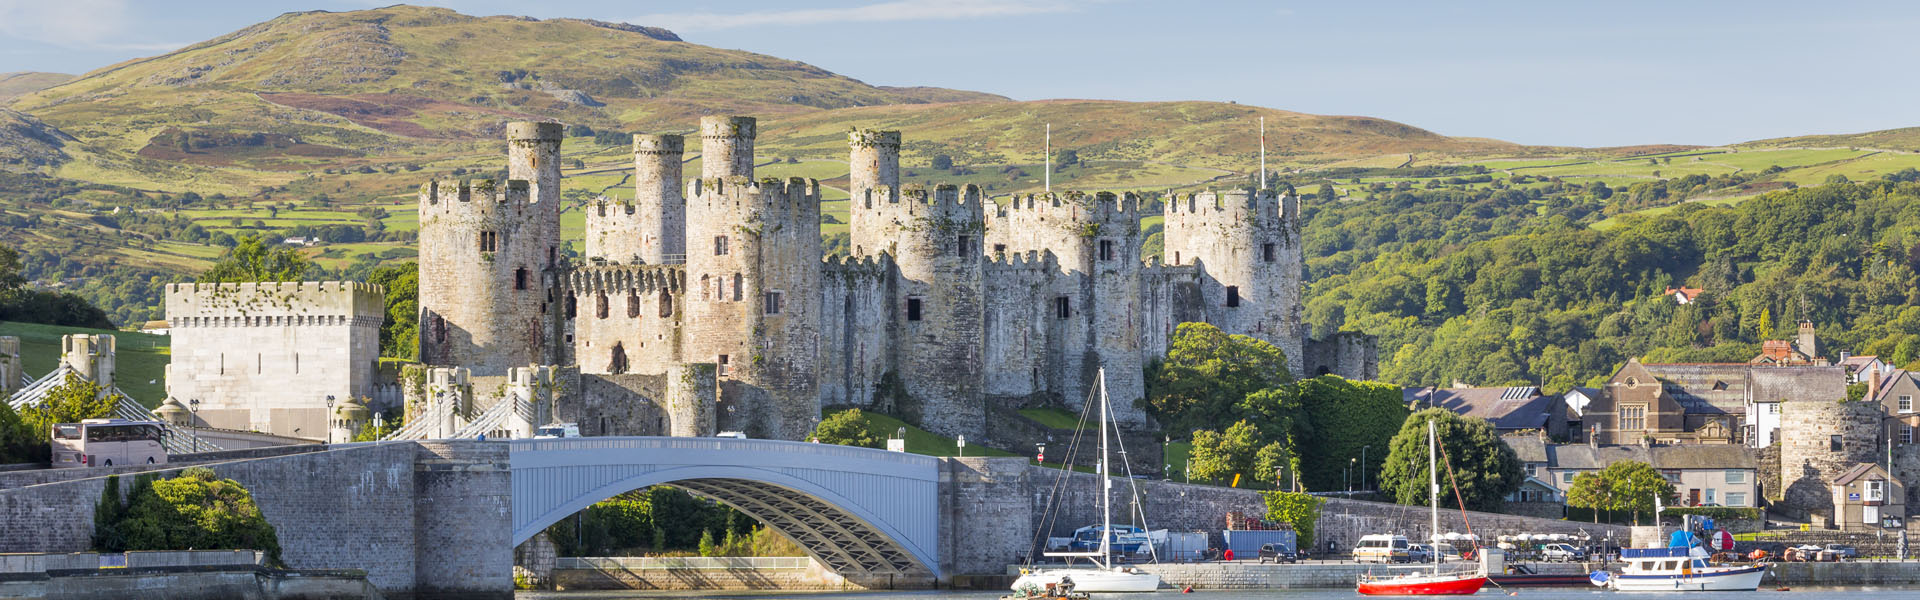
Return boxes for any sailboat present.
[1011,369,1163,594]
[1357,418,1489,596]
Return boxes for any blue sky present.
[1,0,1913,147]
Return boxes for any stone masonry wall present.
[1778,399,1881,520]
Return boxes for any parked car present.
[1824,544,1858,560]
[1407,543,1435,563]
[1541,543,1588,562]
[1432,542,1466,563]
[1354,534,1412,563]
[1258,543,1299,564]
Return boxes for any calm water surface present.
[517,587,1920,600]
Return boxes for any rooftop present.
[1405,386,1555,430]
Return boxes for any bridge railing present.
[557,556,810,570]
[508,436,938,467]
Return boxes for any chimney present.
[1867,370,1881,404]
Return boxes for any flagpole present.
[1044,123,1052,193]
[1259,116,1267,190]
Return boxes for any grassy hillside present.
[0,320,168,406]
[0,72,72,101]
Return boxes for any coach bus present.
[51,419,168,468]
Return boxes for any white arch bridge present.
[509,437,941,581]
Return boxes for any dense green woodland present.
[1302,175,1920,391]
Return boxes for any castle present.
[159,117,1371,445]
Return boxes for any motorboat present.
[1356,418,1488,595]
[1590,503,1766,592]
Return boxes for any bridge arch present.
[509,438,941,580]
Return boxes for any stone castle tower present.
[420,118,1360,443]
[417,122,565,375]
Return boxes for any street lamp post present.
[324,395,336,444]
[1346,458,1355,493]
[1360,445,1370,492]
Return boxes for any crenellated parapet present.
[688,176,821,216]
[166,281,387,323]
[821,253,893,279]
[418,179,534,215]
[562,263,686,295]
[1163,189,1296,230]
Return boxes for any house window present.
[596,292,609,319]
[1903,425,1914,444]
[1901,395,1914,413]
[1099,239,1115,261]
[1703,489,1716,505]
[1226,286,1240,307]
[764,290,783,315]
[714,236,729,255]
[906,297,922,321]
[957,235,973,257]
[515,268,529,290]
[1620,404,1646,431]
[479,231,497,253]
[1768,403,1780,414]
[732,273,743,302]
[1561,472,1576,484]
[1831,435,1844,452]
[1054,296,1070,319]
[1867,480,1887,502]
[1711,380,1728,391]
[717,354,729,377]
[1726,492,1747,507]
[1263,243,1276,262]
[1725,470,1745,484]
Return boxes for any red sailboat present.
[1356,419,1489,596]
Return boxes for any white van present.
[533,423,581,438]
[1354,534,1411,563]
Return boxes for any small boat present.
[1011,370,1162,594]
[1590,501,1766,592]
[1356,418,1488,596]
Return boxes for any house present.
[137,320,170,336]
[1744,366,1848,448]
[1749,320,1827,366]
[1541,443,1759,508]
[1502,432,1551,481]
[1499,433,1567,518]
[1836,353,1891,384]
[1829,463,1907,531]
[1866,369,1920,445]
[1664,286,1705,305]
[1585,360,1749,445]
[1406,386,1567,439]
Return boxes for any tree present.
[1054,149,1079,169]
[1143,322,1292,436]
[1571,460,1675,525]
[1378,408,1523,513]
[0,400,36,463]
[810,409,880,448]
[109,467,283,564]
[367,262,419,360]
[1292,376,1408,492]
[19,373,114,440]
[931,154,954,170]
[197,235,313,283]
[1187,420,1266,485]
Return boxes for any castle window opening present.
[906,297,923,321]
[1173,251,1181,265]
[1054,296,1070,319]
[549,246,556,266]
[565,294,578,318]
[1099,239,1115,261]
[515,268,529,290]
[659,291,673,318]
[732,273,743,302]
[596,292,609,319]
[718,354,730,377]
[294,353,299,374]
[715,236,729,255]
[1619,404,1646,431]
[479,231,498,253]
[627,291,641,318]
[1263,243,1276,263]
[957,235,973,257]
[701,275,711,300]
[1830,435,1843,452]
[1226,286,1240,307]
[609,343,629,375]
[256,353,262,374]
[994,243,1006,257]
[764,290,784,315]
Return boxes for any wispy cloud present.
[631,0,1087,32]
[0,0,185,52]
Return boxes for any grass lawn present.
[838,409,1016,457]
[1019,407,1088,429]
[0,321,169,407]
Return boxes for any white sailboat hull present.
[1013,569,1163,593]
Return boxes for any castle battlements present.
[983,249,1061,272]
[821,253,893,274]
[687,176,821,212]
[591,196,638,216]
[995,190,1143,225]
[1164,189,1297,226]
[165,281,388,320]
[418,179,533,210]
[563,264,685,295]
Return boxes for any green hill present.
[0,72,72,101]
[0,320,169,406]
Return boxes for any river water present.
[518,586,1920,600]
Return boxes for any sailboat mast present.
[1429,418,1440,574]
[1099,368,1113,567]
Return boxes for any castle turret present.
[665,362,718,437]
[416,177,555,376]
[683,117,821,439]
[863,179,988,439]
[700,116,756,180]
[505,121,564,270]
[61,334,115,390]
[589,135,687,265]
[0,336,20,397]
[1162,189,1304,374]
